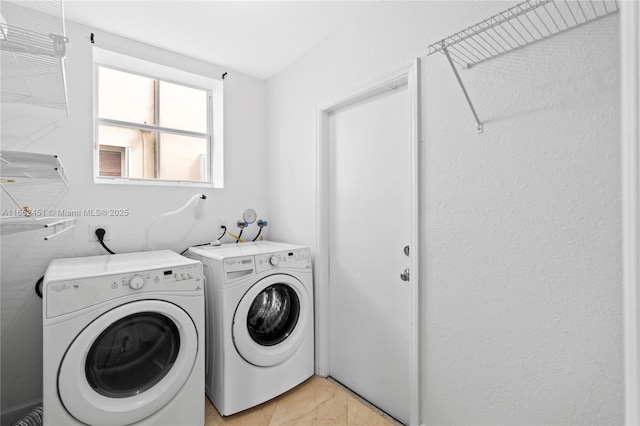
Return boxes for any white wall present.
[0,20,268,422]
[266,1,622,424]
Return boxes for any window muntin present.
[95,61,213,185]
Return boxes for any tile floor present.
[204,375,401,426]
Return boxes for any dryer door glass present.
[85,312,180,398]
[247,284,300,346]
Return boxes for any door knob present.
[400,268,410,282]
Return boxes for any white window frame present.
[92,47,223,188]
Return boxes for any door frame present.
[315,58,421,425]
[622,2,640,424]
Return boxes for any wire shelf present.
[0,216,77,239]
[1,24,67,57]
[426,0,619,133]
[0,150,69,186]
[0,150,74,240]
[0,0,68,113]
[427,0,619,69]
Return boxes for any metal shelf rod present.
[44,221,76,241]
[442,48,483,134]
[44,217,76,228]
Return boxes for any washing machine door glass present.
[85,312,180,398]
[58,300,198,426]
[247,284,300,346]
[233,274,311,367]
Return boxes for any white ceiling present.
[63,1,380,80]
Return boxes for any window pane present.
[159,81,207,133]
[99,67,156,125]
[159,133,208,181]
[98,125,157,179]
[99,146,125,177]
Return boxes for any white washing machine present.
[42,250,205,426]
[185,241,314,416]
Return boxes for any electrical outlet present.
[89,224,111,242]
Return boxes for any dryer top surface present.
[188,240,307,260]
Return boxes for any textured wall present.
[266,1,622,424]
[422,10,621,424]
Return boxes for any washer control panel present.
[46,263,203,318]
[255,248,311,273]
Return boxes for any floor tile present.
[204,375,398,426]
[206,396,272,426]
[269,377,348,426]
[346,394,394,426]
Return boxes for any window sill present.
[94,176,220,189]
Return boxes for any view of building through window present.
[97,66,210,182]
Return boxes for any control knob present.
[129,276,145,290]
[269,256,279,266]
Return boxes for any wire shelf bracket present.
[443,47,484,134]
[427,0,620,134]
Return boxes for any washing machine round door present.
[57,300,198,426]
[233,274,311,367]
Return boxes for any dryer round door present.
[233,274,311,367]
[58,300,198,426]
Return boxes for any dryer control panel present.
[221,248,311,284]
[45,263,203,318]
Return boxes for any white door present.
[328,83,411,423]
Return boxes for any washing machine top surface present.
[44,250,204,319]
[188,241,307,260]
[45,249,199,281]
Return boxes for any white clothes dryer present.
[185,241,314,416]
[43,250,204,426]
